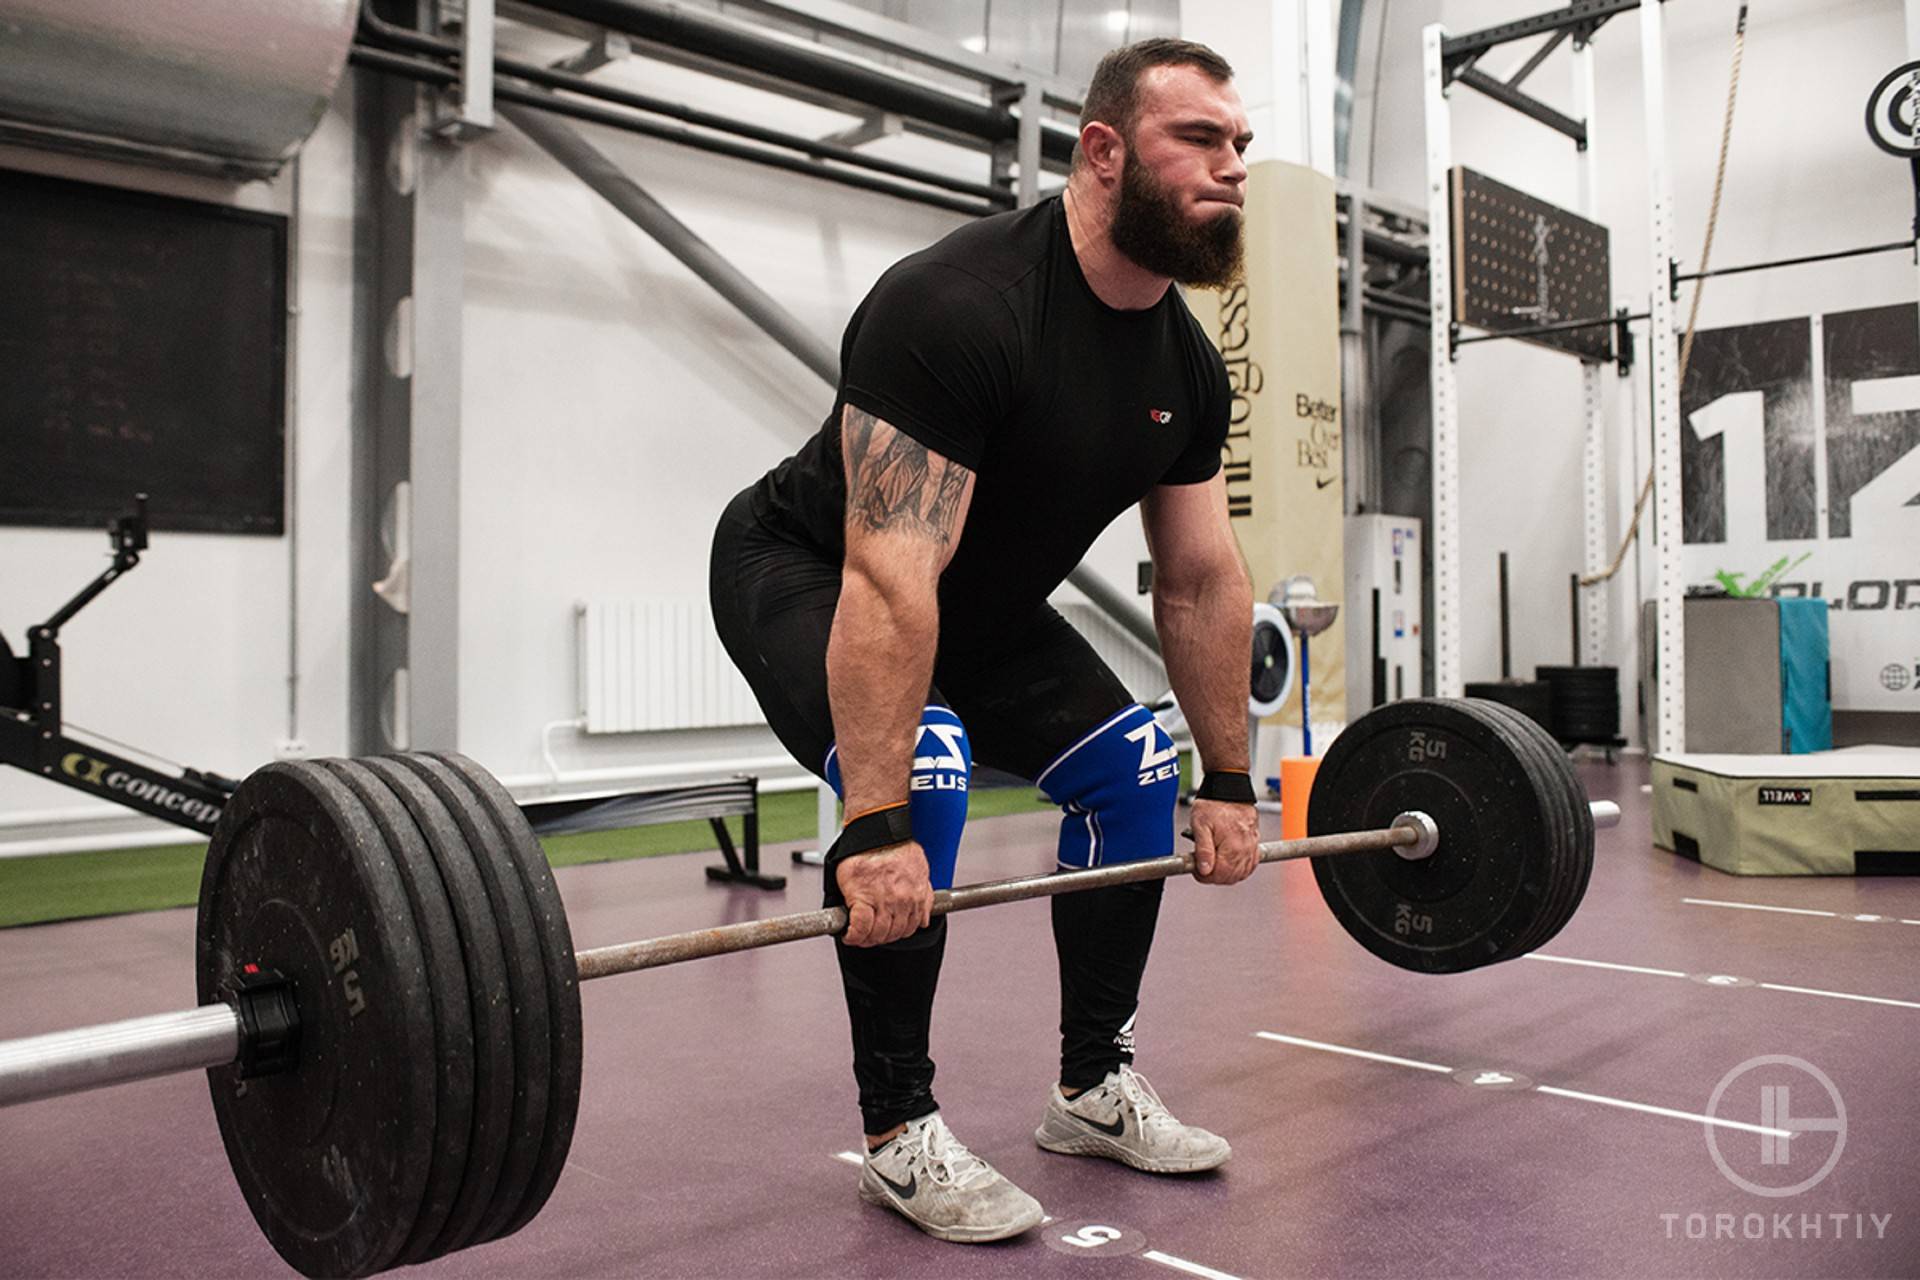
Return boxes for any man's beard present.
[1107,151,1245,289]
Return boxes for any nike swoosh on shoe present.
[873,1168,917,1199]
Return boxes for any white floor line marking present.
[1255,1031,1452,1073]
[1756,983,1920,1010]
[563,1160,619,1184]
[1255,1031,1797,1141]
[1530,953,1917,1009]
[1143,1250,1243,1280]
[1682,897,1838,918]
[1526,953,1688,978]
[1902,920,1920,927]
[1534,1085,1790,1138]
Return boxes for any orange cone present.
[1280,755,1321,840]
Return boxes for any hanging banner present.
[1188,160,1346,736]
[1679,304,1920,712]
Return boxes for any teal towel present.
[1776,596,1832,753]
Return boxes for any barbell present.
[0,697,1616,1277]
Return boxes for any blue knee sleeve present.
[1034,704,1179,869]
[824,705,970,890]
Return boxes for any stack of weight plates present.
[1467,699,1594,961]
[196,755,583,1278]
[1306,699,1594,974]
[1535,665,1622,746]
[1462,678,1552,732]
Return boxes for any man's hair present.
[1076,38,1235,155]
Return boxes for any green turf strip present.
[1,754,1195,929]
[0,842,213,929]
[0,783,1063,929]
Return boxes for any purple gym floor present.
[3,757,1918,1279]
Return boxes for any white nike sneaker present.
[858,1112,1045,1243]
[1034,1065,1232,1173]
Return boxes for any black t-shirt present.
[749,196,1230,643]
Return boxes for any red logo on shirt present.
[1147,409,1174,424]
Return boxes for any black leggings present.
[710,490,1165,1130]
[709,490,1136,781]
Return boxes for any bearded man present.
[710,37,1260,1242]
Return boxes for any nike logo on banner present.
[873,1168,917,1198]
[1315,475,1337,490]
[1076,1111,1127,1138]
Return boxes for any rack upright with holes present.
[1422,0,1679,749]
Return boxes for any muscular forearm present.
[1153,562,1253,773]
[826,565,940,815]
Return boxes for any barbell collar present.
[0,1003,240,1109]
[1590,800,1621,829]
[1391,811,1441,860]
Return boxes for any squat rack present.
[1422,0,1638,720]
[1426,0,1920,753]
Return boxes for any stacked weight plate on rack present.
[1306,699,1593,973]
[1534,664,1623,747]
[195,755,583,1278]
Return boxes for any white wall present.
[0,88,357,852]
[1184,0,1340,171]
[2,27,1162,852]
[25,1,1897,851]
[1359,0,1913,741]
[454,48,975,785]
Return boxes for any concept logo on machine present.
[1881,663,1913,693]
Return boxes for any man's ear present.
[1077,121,1125,181]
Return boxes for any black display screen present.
[0,168,287,534]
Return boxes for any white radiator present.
[575,599,763,734]
[573,598,1162,735]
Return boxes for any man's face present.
[1106,64,1251,289]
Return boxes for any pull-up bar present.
[1670,237,1919,295]
[1451,311,1648,349]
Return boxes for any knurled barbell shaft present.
[575,800,1621,980]
[574,821,1421,980]
[0,801,1621,1109]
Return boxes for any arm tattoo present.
[843,407,968,542]
[923,462,968,533]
